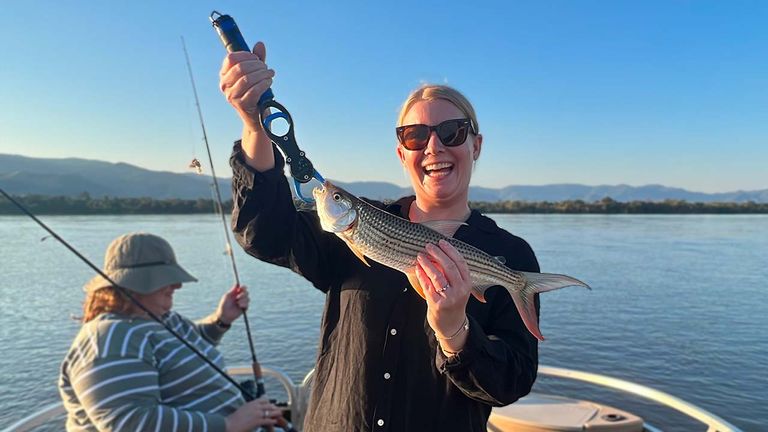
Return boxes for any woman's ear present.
[396,143,406,164]
[473,133,483,160]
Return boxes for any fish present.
[312,181,590,341]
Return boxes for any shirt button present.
[384,372,391,380]
[390,328,397,336]
[377,419,385,427]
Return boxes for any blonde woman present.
[221,42,540,431]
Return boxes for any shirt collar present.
[386,196,498,235]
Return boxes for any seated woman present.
[58,232,280,432]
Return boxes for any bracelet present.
[441,347,462,357]
[434,316,469,340]
[214,318,231,329]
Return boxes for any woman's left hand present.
[416,240,471,343]
[216,285,250,325]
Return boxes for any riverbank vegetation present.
[2,194,767,215]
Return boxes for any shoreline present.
[1,198,767,215]
[2,194,768,215]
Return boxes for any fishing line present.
[180,37,263,394]
[0,188,253,397]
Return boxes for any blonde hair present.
[397,84,479,133]
[81,286,135,323]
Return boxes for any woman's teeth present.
[424,162,453,177]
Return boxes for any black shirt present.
[230,142,541,432]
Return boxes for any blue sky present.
[1,1,766,193]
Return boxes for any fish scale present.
[362,200,531,290]
[314,181,590,341]
[350,200,516,292]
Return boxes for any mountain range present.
[1,154,766,203]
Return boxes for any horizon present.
[1,1,766,194]
[3,151,766,195]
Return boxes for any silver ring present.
[439,284,450,293]
[264,410,269,418]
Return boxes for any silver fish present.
[313,181,590,341]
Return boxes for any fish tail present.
[509,271,591,341]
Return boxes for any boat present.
[3,363,743,432]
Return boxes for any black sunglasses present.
[396,118,477,151]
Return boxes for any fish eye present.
[333,193,341,201]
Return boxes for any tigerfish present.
[312,181,590,341]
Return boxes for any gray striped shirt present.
[59,312,245,431]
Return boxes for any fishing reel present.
[239,379,297,431]
[239,379,258,401]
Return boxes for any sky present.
[0,1,766,193]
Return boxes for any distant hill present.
[493,184,768,203]
[0,154,226,200]
[1,154,766,203]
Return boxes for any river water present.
[1,214,765,431]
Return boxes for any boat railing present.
[537,365,742,432]
[2,364,743,432]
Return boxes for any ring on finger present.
[439,283,450,293]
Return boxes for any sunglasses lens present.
[401,125,430,150]
[437,120,465,146]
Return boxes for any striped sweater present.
[59,312,245,432]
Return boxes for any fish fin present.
[419,220,467,237]
[343,239,371,267]
[508,272,591,342]
[405,269,426,300]
[509,290,545,341]
[521,271,591,293]
[471,285,489,303]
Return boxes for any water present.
[1,214,765,431]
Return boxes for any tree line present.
[468,197,768,214]
[0,193,223,215]
[2,194,767,215]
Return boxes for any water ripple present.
[1,214,765,430]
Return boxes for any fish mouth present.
[423,162,454,178]
[312,182,328,199]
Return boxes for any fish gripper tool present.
[210,11,324,202]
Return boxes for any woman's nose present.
[424,130,445,154]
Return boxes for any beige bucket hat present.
[84,232,197,294]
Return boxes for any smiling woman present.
[221,38,546,430]
[396,86,482,219]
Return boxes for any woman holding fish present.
[220,42,586,432]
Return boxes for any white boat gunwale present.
[2,365,744,432]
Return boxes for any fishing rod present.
[0,188,253,398]
[180,36,264,396]
[207,14,317,430]
[182,36,298,432]
[210,10,325,203]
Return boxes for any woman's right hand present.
[225,397,281,432]
[219,41,275,134]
